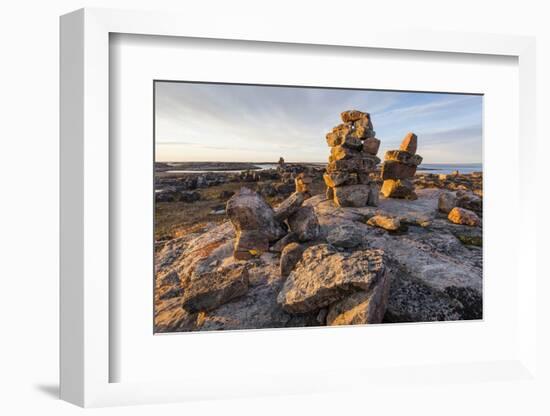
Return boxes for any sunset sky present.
[154,82,482,164]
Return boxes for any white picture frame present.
[60,7,539,408]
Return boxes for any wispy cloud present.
[155,82,482,163]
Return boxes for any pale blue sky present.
[155,82,482,163]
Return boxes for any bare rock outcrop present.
[226,187,287,259]
[277,244,387,314]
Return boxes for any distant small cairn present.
[323,110,381,207]
[380,132,423,200]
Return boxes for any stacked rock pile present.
[380,132,423,199]
[323,110,381,207]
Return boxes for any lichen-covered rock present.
[438,191,457,214]
[277,245,387,314]
[340,109,369,123]
[280,242,305,277]
[327,268,391,325]
[288,205,320,242]
[182,262,249,312]
[399,132,418,154]
[326,222,364,248]
[448,207,481,227]
[367,215,401,231]
[273,191,305,221]
[333,184,371,207]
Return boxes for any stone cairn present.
[380,132,423,199]
[323,110,381,207]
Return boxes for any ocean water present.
[417,163,482,175]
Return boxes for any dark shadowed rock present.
[288,206,320,242]
[277,244,387,313]
[367,183,380,206]
[182,262,249,312]
[399,132,418,154]
[456,191,482,214]
[381,179,417,199]
[234,230,270,260]
[323,171,350,187]
[381,160,417,180]
[280,243,305,277]
[333,184,371,207]
[274,192,305,221]
[363,137,381,155]
[269,232,298,253]
[327,267,391,325]
[327,222,364,248]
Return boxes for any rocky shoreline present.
[154,110,483,332]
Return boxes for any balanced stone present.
[363,137,381,155]
[399,132,418,154]
[380,132,422,199]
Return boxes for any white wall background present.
[0,1,547,415]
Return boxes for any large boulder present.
[326,268,391,325]
[181,262,249,312]
[277,244,387,314]
[226,188,287,259]
[288,206,320,242]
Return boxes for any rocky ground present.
[154,167,483,332]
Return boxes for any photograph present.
[153,81,483,333]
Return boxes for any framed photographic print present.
[60,7,539,408]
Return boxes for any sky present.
[154,81,483,164]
